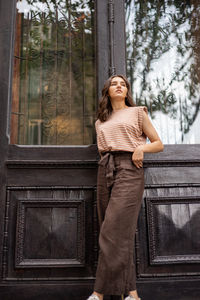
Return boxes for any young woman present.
[87,75,164,300]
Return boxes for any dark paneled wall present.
[0,1,200,300]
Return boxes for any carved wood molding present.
[93,188,99,270]
[7,185,95,190]
[145,183,200,189]
[138,272,200,278]
[2,190,10,279]
[3,186,97,281]
[146,196,200,265]
[143,159,200,167]
[6,159,200,169]
[6,160,97,168]
[15,198,85,268]
[135,228,141,277]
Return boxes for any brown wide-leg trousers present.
[94,151,144,295]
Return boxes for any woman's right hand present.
[132,146,144,168]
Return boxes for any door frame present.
[0,0,200,299]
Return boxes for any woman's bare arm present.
[132,111,164,168]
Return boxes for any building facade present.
[0,0,200,299]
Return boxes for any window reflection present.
[11,0,96,145]
[125,0,200,144]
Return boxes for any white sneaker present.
[124,296,141,300]
[87,294,101,300]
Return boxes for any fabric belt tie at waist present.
[98,152,116,188]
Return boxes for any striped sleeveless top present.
[95,106,148,153]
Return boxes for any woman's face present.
[108,76,128,100]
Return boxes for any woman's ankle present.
[129,290,140,300]
[93,291,103,300]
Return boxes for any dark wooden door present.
[124,1,200,299]
[0,0,105,299]
[0,0,127,299]
[0,1,200,300]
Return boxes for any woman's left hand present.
[132,146,144,168]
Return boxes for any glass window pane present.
[125,0,200,144]
[11,0,96,145]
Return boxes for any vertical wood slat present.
[22,13,30,145]
[39,12,45,145]
[0,0,17,283]
[108,0,115,76]
[96,0,109,98]
[10,13,21,145]
[82,14,86,144]
[55,2,58,145]
[67,0,72,144]
[113,0,126,75]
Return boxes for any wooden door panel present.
[146,197,200,263]
[6,167,97,187]
[3,188,98,281]
[136,186,200,279]
[145,167,200,185]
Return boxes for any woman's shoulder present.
[95,119,101,128]
[133,105,148,112]
[127,105,148,115]
[95,118,101,124]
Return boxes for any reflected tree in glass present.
[125,0,200,144]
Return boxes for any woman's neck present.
[111,101,128,111]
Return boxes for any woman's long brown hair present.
[96,74,135,122]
